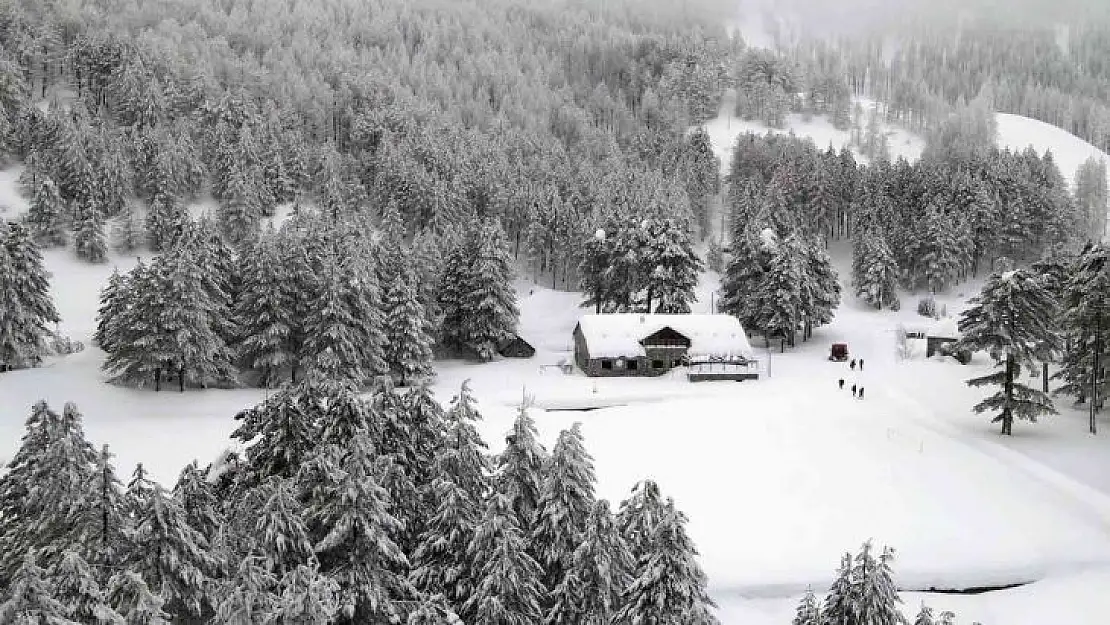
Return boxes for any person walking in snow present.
[858,387,865,400]
[859,358,864,371]
[850,359,856,370]
[838,378,845,390]
[851,384,857,397]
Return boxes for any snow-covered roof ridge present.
[576,313,754,360]
[927,316,960,339]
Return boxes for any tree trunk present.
[155,368,161,392]
[179,366,186,392]
[1002,356,1015,435]
[1043,362,1049,393]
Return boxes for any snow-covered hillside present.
[996,112,1110,195]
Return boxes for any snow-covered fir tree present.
[614,498,719,625]
[75,444,130,575]
[820,553,856,625]
[219,162,263,247]
[145,191,188,252]
[1053,244,1110,412]
[251,477,316,578]
[496,399,549,535]
[110,199,144,253]
[26,174,67,247]
[0,551,76,625]
[232,382,322,485]
[914,604,936,625]
[307,435,413,623]
[407,594,462,625]
[853,228,901,310]
[792,587,820,625]
[458,218,520,360]
[395,385,449,552]
[172,460,224,545]
[210,556,279,625]
[127,484,220,621]
[851,541,903,625]
[383,265,435,386]
[105,570,171,625]
[234,233,293,387]
[462,492,546,625]
[302,254,373,386]
[0,221,60,371]
[94,269,129,353]
[545,499,634,625]
[51,550,125,624]
[532,423,597,603]
[957,268,1060,434]
[616,479,669,565]
[271,563,339,624]
[639,217,703,313]
[74,199,108,263]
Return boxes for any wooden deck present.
[686,362,759,382]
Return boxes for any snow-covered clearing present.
[996,112,1110,210]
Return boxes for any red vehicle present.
[829,343,849,362]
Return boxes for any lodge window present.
[672,360,682,368]
[652,360,665,369]
[627,360,638,371]
[601,359,613,370]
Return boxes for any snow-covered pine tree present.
[546,499,634,625]
[613,498,719,625]
[219,162,263,247]
[234,233,293,387]
[0,221,60,371]
[792,587,820,625]
[232,382,322,485]
[271,563,340,624]
[0,550,77,624]
[172,460,224,545]
[124,463,158,522]
[302,254,370,386]
[383,266,435,386]
[1075,157,1108,241]
[799,234,841,336]
[914,604,936,625]
[76,444,131,576]
[0,402,96,580]
[761,231,805,348]
[145,191,188,253]
[957,269,1060,434]
[1053,244,1110,413]
[579,227,611,314]
[111,199,144,254]
[94,269,130,353]
[105,570,171,625]
[441,380,493,499]
[101,261,175,390]
[458,218,520,360]
[51,550,125,624]
[639,217,703,313]
[852,541,903,625]
[819,553,856,624]
[853,228,901,310]
[252,477,316,578]
[462,492,546,625]
[74,198,108,263]
[307,434,413,623]
[410,229,444,341]
[27,174,67,247]
[407,594,462,625]
[496,399,548,535]
[155,232,238,391]
[210,556,279,625]
[127,484,220,621]
[392,385,449,552]
[532,423,597,603]
[719,224,773,338]
[616,479,669,565]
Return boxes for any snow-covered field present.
[6,97,1110,622]
[996,112,1110,199]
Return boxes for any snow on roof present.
[576,314,753,360]
[928,317,960,339]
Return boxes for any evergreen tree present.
[145,191,188,253]
[101,262,174,390]
[111,200,144,254]
[172,460,224,545]
[579,228,611,314]
[127,484,219,621]
[0,221,60,371]
[851,542,904,625]
[74,199,108,263]
[234,233,293,387]
[383,266,435,386]
[409,472,482,614]
[545,500,634,625]
[252,477,316,578]
[914,604,936,625]
[105,570,171,625]
[308,435,413,623]
[614,498,719,625]
[853,229,901,310]
[210,556,279,625]
[271,563,340,624]
[792,587,820,625]
[219,163,263,247]
[719,227,774,338]
[302,255,370,385]
[496,400,548,535]
[957,269,1060,435]
[819,553,855,625]
[458,218,520,360]
[1053,244,1110,414]
[27,175,67,247]
[94,269,129,353]
[640,217,703,313]
[76,444,130,576]
[0,551,77,625]
[406,594,462,625]
[1075,157,1108,241]
[532,423,596,601]
[232,382,321,485]
[462,493,546,625]
[616,479,669,565]
[51,550,125,625]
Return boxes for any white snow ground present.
[6,102,1110,622]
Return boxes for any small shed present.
[498,334,536,359]
[926,318,970,363]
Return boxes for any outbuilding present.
[926,317,970,364]
[572,314,757,380]
[497,334,536,358]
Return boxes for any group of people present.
[838,358,864,399]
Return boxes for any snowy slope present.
[996,113,1110,191]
